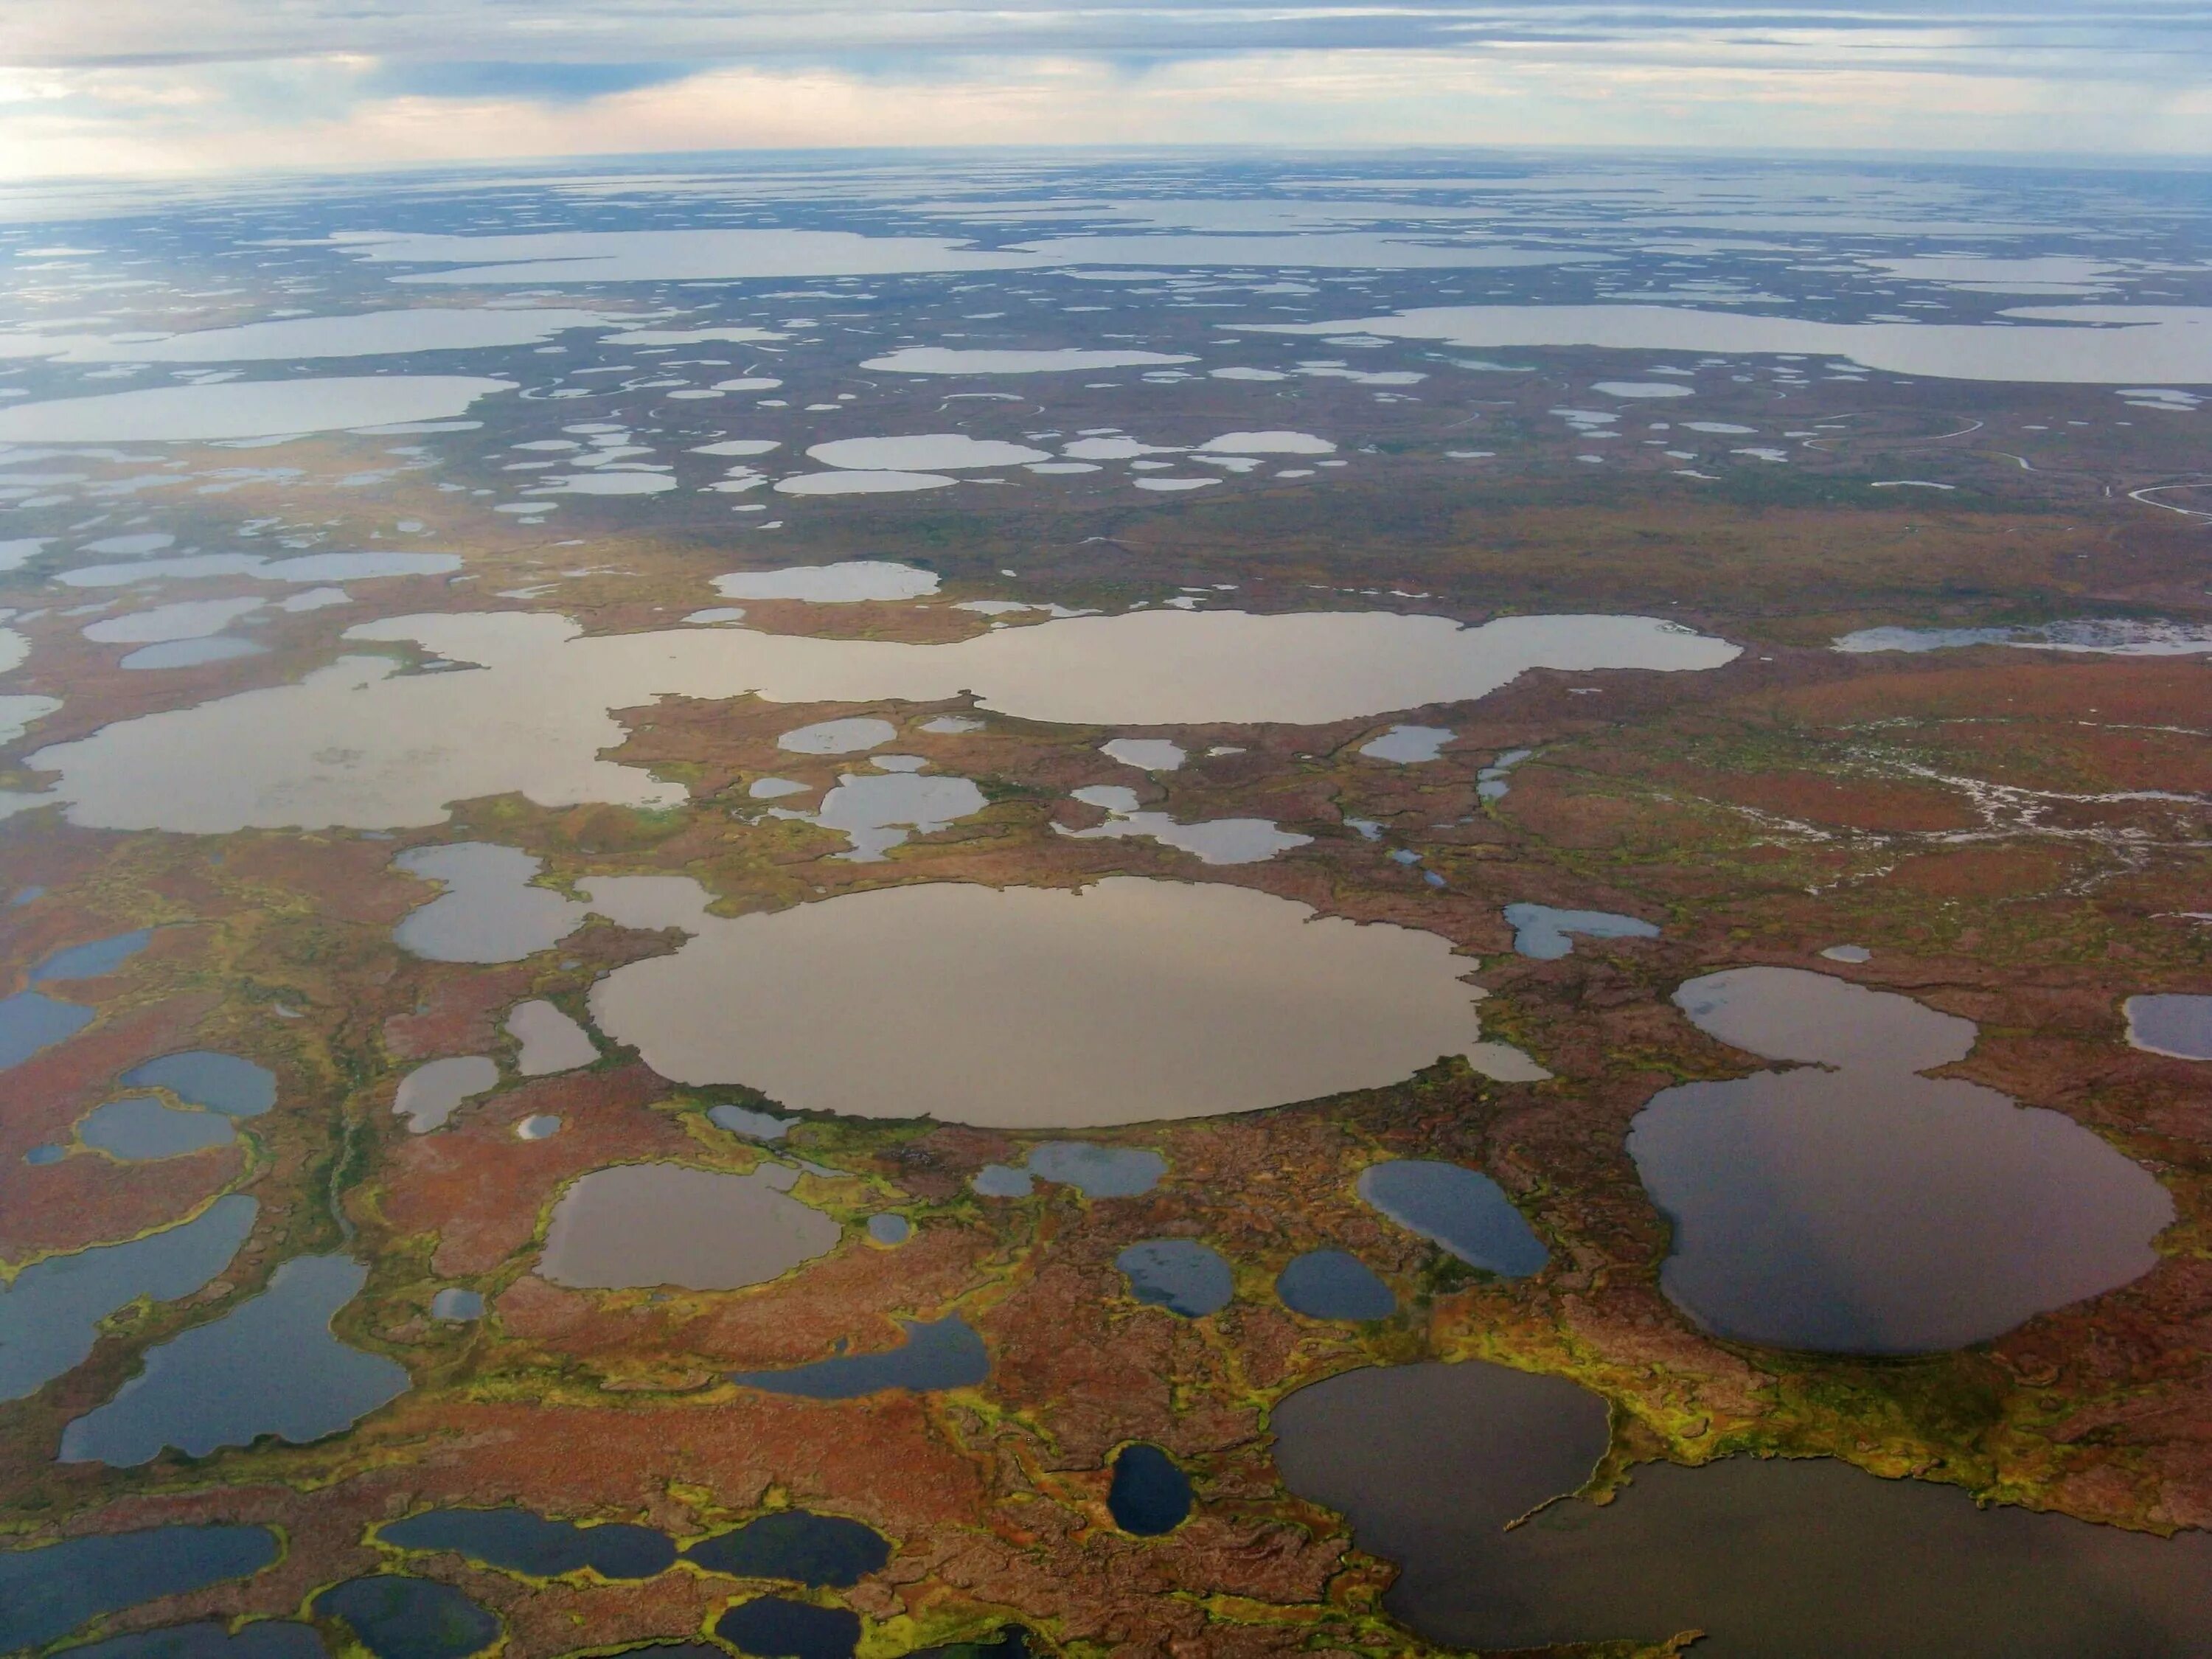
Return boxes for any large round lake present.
[585,875,1513,1127]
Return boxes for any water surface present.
[60,1253,411,1464]
[313,1576,499,1659]
[729,1315,987,1398]
[60,1621,327,1659]
[714,1596,859,1659]
[80,1094,238,1159]
[505,999,597,1074]
[1278,1377,2212,1659]
[0,1193,256,1401]
[1503,902,1661,960]
[0,1525,279,1652]
[31,611,1736,832]
[684,1511,891,1585]
[587,875,1509,1128]
[380,1507,676,1579]
[119,1051,276,1116]
[1117,1239,1234,1317]
[2124,994,2212,1060]
[1357,1161,1549,1276]
[1358,725,1453,762]
[1275,1249,1397,1320]
[1632,967,2173,1352]
[392,843,585,964]
[538,1163,838,1290]
[1107,1444,1193,1534]
[393,1056,498,1132]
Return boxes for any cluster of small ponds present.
[8,786,2208,1655]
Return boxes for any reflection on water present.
[537,1163,839,1291]
[29,610,1736,832]
[60,1254,411,1465]
[587,876,1509,1128]
[1632,967,2173,1352]
[392,843,585,964]
[1278,1363,2212,1659]
[0,1525,280,1652]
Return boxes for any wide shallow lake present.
[0,1525,279,1652]
[537,1163,838,1290]
[587,876,1511,1127]
[27,608,1736,832]
[728,1315,987,1397]
[60,1255,411,1464]
[0,1193,256,1401]
[1631,967,2174,1352]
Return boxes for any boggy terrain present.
[2,478,2208,1658]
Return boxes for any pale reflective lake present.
[586,875,1506,1127]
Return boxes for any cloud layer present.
[3,1,2208,173]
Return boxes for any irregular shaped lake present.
[60,1620,328,1659]
[729,1315,987,1398]
[1503,902,1661,960]
[0,1193,256,1400]
[313,1576,499,1659]
[29,610,1736,832]
[714,1597,858,1659]
[0,1525,280,1652]
[1117,1239,1234,1317]
[538,1163,839,1290]
[60,1254,411,1464]
[684,1512,892,1585]
[1631,967,2174,1352]
[585,875,1510,1127]
[380,1507,676,1579]
[392,843,585,964]
[1276,1362,2212,1657]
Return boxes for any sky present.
[1,1,2208,178]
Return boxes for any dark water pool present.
[0,1192,256,1402]
[1270,1359,2212,1656]
[1107,1444,1192,1535]
[380,1506,675,1579]
[0,1524,279,1652]
[684,1511,891,1586]
[1274,1249,1396,1321]
[313,1576,499,1659]
[62,1621,327,1659]
[729,1315,987,1399]
[714,1596,860,1659]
